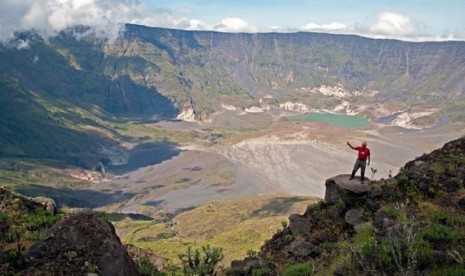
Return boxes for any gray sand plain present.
[88,114,464,214]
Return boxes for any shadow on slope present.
[251,196,312,217]
[109,141,183,175]
[15,183,135,209]
[0,77,116,168]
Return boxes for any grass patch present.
[115,194,318,267]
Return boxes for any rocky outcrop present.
[126,244,167,272]
[23,210,139,276]
[324,174,371,206]
[288,214,312,237]
[31,196,57,215]
[0,187,55,214]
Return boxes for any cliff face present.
[100,26,465,126]
[1,25,465,167]
[2,25,465,119]
[230,136,465,275]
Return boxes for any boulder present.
[289,214,312,237]
[354,222,373,233]
[287,241,313,257]
[325,174,370,206]
[23,210,139,276]
[344,208,365,226]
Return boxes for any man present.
[347,141,371,183]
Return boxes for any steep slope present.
[1,26,465,172]
[3,25,465,123]
[0,30,178,170]
[112,25,465,119]
[230,136,465,275]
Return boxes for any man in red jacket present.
[347,141,371,183]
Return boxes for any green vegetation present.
[135,257,160,276]
[283,262,315,276]
[113,194,318,267]
[0,188,63,274]
[178,245,224,275]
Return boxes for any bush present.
[433,265,465,276]
[135,257,158,276]
[283,262,314,276]
[178,245,223,275]
[421,224,460,243]
[251,267,270,276]
[0,211,12,242]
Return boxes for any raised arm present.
[347,142,355,150]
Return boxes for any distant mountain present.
[1,24,465,166]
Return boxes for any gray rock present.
[310,246,324,258]
[325,174,370,206]
[374,208,393,228]
[24,211,138,276]
[354,222,373,233]
[244,256,260,269]
[344,208,365,226]
[231,260,246,271]
[289,214,312,237]
[287,241,313,257]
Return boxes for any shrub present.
[413,239,434,267]
[135,257,158,276]
[251,267,270,276]
[178,245,223,275]
[421,224,460,243]
[0,211,12,242]
[432,265,465,276]
[349,219,423,274]
[433,210,465,227]
[283,262,314,276]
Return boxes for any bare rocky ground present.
[87,111,465,215]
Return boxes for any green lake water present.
[285,112,371,129]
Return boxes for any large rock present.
[289,214,312,237]
[344,208,365,226]
[325,174,370,206]
[24,210,139,276]
[287,241,313,257]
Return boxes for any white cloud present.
[303,22,348,32]
[0,1,461,43]
[16,39,30,50]
[213,17,259,33]
[368,12,416,37]
[0,0,261,44]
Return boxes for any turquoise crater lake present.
[285,112,371,129]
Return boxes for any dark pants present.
[351,159,367,181]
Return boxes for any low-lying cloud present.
[302,12,459,42]
[0,1,462,44]
[0,0,262,44]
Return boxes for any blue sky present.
[141,0,465,40]
[1,0,464,44]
